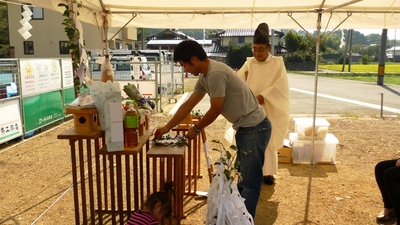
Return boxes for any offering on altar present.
[122,83,152,110]
[151,134,189,148]
[65,93,96,110]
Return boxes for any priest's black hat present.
[253,23,269,44]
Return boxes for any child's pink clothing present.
[126,210,158,225]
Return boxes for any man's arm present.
[184,96,224,139]
[195,96,223,129]
[154,92,205,138]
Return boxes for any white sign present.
[61,58,74,88]
[20,59,62,96]
[0,99,23,144]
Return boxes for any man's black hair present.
[173,40,207,63]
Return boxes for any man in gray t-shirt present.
[194,59,265,130]
[154,40,271,219]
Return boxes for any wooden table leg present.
[95,141,103,224]
[69,140,80,225]
[116,155,124,225]
[125,156,131,218]
[133,153,139,210]
[78,140,88,224]
[86,139,96,224]
[110,156,116,225]
[139,149,144,208]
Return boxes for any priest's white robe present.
[237,55,290,176]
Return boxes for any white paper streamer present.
[206,148,254,225]
[67,2,89,85]
[18,5,32,40]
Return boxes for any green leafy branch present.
[58,1,85,94]
[211,140,241,187]
[191,109,204,117]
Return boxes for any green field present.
[294,64,400,85]
[318,63,400,73]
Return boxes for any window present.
[116,42,122,49]
[21,4,44,20]
[59,41,69,54]
[238,36,245,44]
[23,41,34,54]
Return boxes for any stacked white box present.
[289,132,338,164]
[294,118,330,140]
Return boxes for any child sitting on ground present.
[126,182,174,225]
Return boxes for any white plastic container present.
[289,132,338,164]
[294,118,330,139]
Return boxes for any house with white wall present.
[217,29,287,55]
[7,3,137,58]
[386,46,400,60]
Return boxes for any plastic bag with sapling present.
[65,93,96,110]
[122,83,152,110]
[89,80,124,152]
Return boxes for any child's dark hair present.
[144,181,175,218]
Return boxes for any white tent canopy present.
[5,0,400,30]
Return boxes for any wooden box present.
[138,111,151,136]
[65,108,98,134]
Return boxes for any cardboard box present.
[278,146,292,163]
[278,139,292,163]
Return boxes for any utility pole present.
[377,29,388,85]
[394,29,396,63]
[348,29,353,72]
[342,29,351,72]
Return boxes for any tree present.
[284,30,304,52]
[227,42,252,69]
[322,33,341,53]
[137,28,150,41]
[283,30,321,62]
[0,3,9,58]
[366,33,382,44]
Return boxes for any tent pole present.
[109,14,136,41]
[102,11,109,55]
[310,11,323,168]
[271,29,275,55]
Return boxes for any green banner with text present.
[23,90,64,133]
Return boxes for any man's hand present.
[396,159,400,167]
[154,126,170,139]
[257,95,264,105]
[185,126,200,140]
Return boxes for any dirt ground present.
[1,78,400,225]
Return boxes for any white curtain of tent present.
[6,0,400,30]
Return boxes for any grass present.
[292,63,400,85]
[318,63,400,73]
